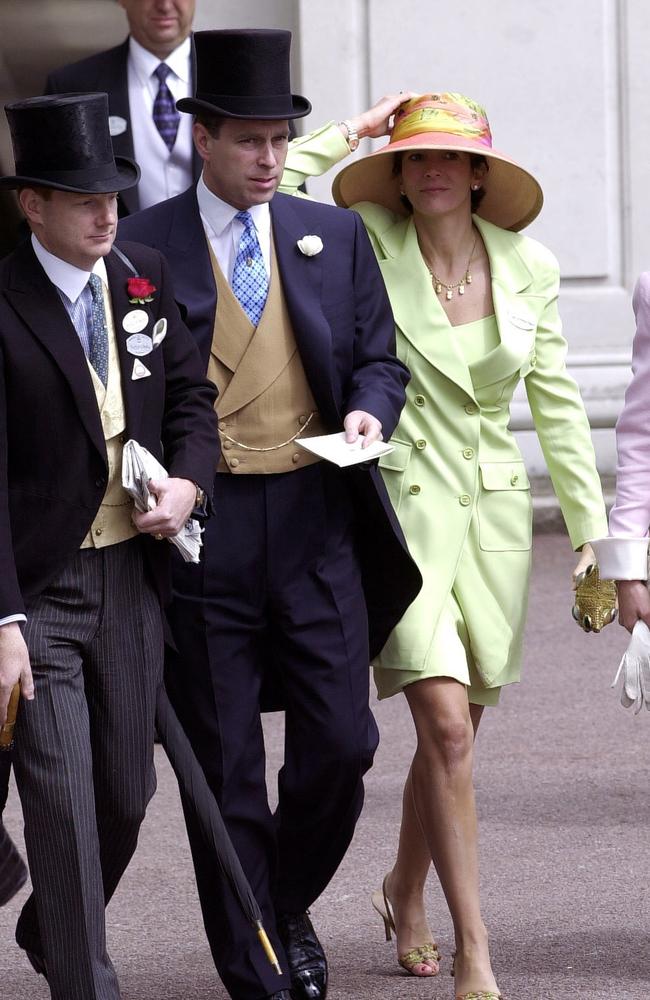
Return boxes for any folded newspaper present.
[122,439,202,564]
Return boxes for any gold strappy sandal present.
[452,951,503,998]
[456,993,502,1000]
[371,875,441,977]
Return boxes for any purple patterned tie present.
[152,63,180,151]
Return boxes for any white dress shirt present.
[127,35,193,210]
[196,175,272,282]
[31,235,108,320]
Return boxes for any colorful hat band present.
[391,95,492,148]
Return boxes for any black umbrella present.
[0,682,20,750]
[154,685,282,975]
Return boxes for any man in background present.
[45,0,200,215]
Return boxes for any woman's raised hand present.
[342,92,418,141]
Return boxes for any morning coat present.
[0,239,218,617]
[119,188,422,656]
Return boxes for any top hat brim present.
[176,94,312,121]
[332,134,543,232]
[0,155,140,194]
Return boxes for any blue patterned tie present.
[231,211,269,326]
[152,63,180,151]
[87,274,109,387]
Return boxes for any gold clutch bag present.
[0,683,20,751]
[572,563,618,633]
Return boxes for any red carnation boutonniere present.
[127,276,157,304]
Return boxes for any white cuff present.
[590,537,649,580]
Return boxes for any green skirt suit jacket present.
[356,205,608,701]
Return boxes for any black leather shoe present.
[277,911,327,1000]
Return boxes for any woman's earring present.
[399,188,405,196]
[471,183,480,191]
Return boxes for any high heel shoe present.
[371,875,441,977]
[452,953,502,999]
[455,994,502,1000]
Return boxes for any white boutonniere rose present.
[297,235,323,257]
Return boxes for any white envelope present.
[296,431,393,468]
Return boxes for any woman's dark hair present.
[392,151,488,213]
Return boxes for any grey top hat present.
[177,29,311,120]
[0,93,139,192]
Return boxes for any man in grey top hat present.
[0,91,218,999]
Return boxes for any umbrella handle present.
[255,921,283,975]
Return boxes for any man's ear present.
[192,122,213,162]
[18,188,44,226]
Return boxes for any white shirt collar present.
[128,35,191,85]
[31,235,108,303]
[196,174,270,239]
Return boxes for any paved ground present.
[1,533,649,999]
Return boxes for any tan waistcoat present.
[81,280,137,548]
[208,240,327,474]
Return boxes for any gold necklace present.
[424,234,478,301]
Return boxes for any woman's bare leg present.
[384,677,498,994]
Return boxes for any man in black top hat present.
[0,92,218,999]
[121,28,420,1000]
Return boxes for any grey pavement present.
[1,533,648,999]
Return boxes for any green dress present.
[373,314,503,707]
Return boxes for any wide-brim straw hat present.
[332,92,543,232]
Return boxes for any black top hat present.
[0,93,139,193]
[177,29,311,120]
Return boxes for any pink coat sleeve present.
[609,272,650,537]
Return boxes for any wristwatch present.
[339,119,360,152]
[193,483,206,511]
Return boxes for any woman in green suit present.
[282,93,607,999]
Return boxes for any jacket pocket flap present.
[480,461,530,491]
[379,438,412,473]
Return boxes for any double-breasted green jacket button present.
[415,439,427,450]
[414,394,426,407]
[409,485,421,495]
[459,494,471,506]
[462,447,474,459]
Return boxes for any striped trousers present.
[12,539,163,1000]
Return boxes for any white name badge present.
[109,116,128,136]
[123,309,149,334]
[152,317,167,347]
[508,311,535,332]
[126,333,153,357]
[132,359,151,380]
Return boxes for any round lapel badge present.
[123,309,149,335]
[126,333,154,356]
